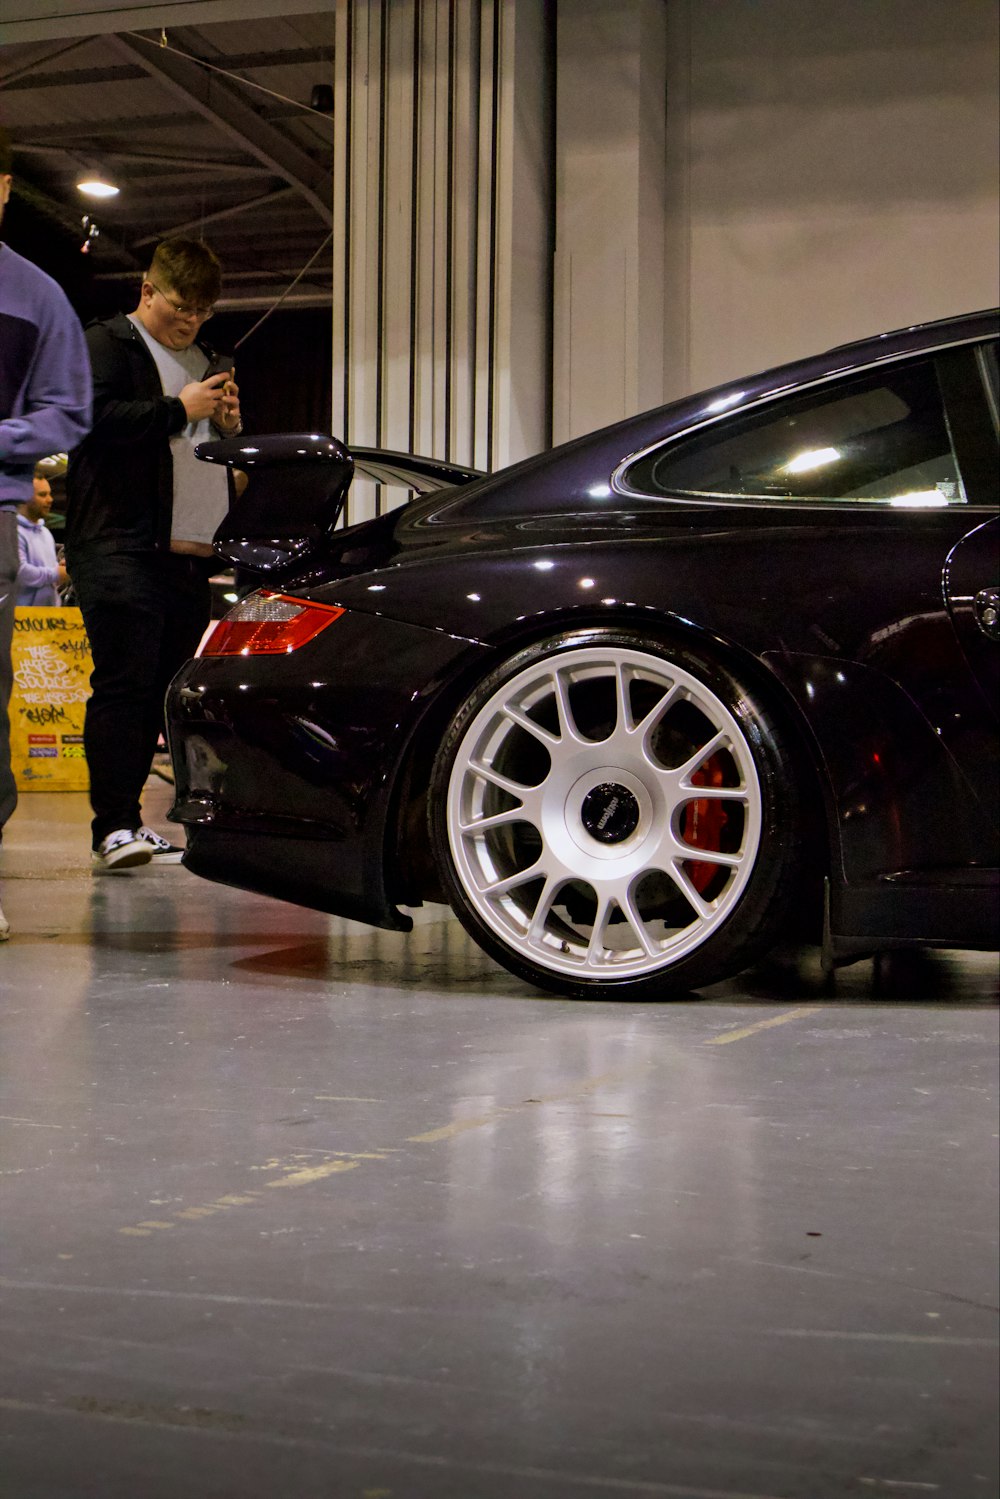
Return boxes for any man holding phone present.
[65,238,242,871]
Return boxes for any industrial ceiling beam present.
[27,112,199,144]
[106,32,332,228]
[1,46,333,89]
[95,267,330,282]
[15,142,276,176]
[0,37,92,86]
[1,64,147,91]
[215,293,332,310]
[0,1,336,45]
[133,185,300,246]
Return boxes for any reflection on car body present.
[165,310,1000,1000]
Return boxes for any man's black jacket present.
[64,312,217,555]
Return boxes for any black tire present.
[428,628,804,1000]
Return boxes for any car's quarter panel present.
[760,653,985,920]
[303,503,995,878]
[166,610,488,927]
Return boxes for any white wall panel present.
[381,0,418,456]
[666,0,1000,398]
[552,0,668,443]
[450,1,479,468]
[472,1,500,474]
[330,0,551,524]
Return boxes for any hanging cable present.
[125,29,336,122]
[233,231,333,349]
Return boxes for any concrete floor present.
[1,780,997,1499]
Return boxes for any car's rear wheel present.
[428,630,803,1000]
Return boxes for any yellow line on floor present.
[705,1005,821,1046]
[265,1159,361,1189]
[114,1070,641,1237]
[407,1111,509,1144]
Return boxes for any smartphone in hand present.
[204,352,234,381]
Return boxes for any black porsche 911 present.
[165,308,999,1000]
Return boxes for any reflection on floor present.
[2,784,998,1499]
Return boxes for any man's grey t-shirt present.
[128,315,229,547]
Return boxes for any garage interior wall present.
[329,0,552,525]
[663,0,1000,400]
[552,0,668,445]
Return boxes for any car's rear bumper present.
[165,607,486,927]
[179,824,414,930]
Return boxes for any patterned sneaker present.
[139,826,185,864]
[92,829,153,872]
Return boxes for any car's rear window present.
[625,359,969,508]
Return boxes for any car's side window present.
[627,359,969,507]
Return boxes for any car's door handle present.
[974,587,1000,641]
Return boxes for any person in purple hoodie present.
[17,467,68,606]
[0,128,92,940]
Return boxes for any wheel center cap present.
[580,782,640,844]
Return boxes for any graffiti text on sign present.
[56,639,92,662]
[16,644,90,705]
[23,704,70,727]
[13,615,76,633]
[12,606,92,791]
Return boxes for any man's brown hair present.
[147,238,222,306]
[0,127,12,176]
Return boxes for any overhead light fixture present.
[76,172,119,199]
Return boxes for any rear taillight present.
[199,591,344,656]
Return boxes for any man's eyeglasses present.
[148,281,215,321]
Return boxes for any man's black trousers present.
[68,547,213,847]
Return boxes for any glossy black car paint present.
[167,310,999,964]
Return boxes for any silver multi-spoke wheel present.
[441,642,765,987]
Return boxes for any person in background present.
[64,237,241,873]
[16,466,69,605]
[0,127,93,940]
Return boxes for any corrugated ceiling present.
[1,11,335,310]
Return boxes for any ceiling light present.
[76,172,119,199]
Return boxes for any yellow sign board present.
[10,606,92,791]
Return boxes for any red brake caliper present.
[682,755,727,893]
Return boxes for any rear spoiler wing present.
[349,446,483,494]
[196,433,485,573]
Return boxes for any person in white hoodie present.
[16,468,67,605]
